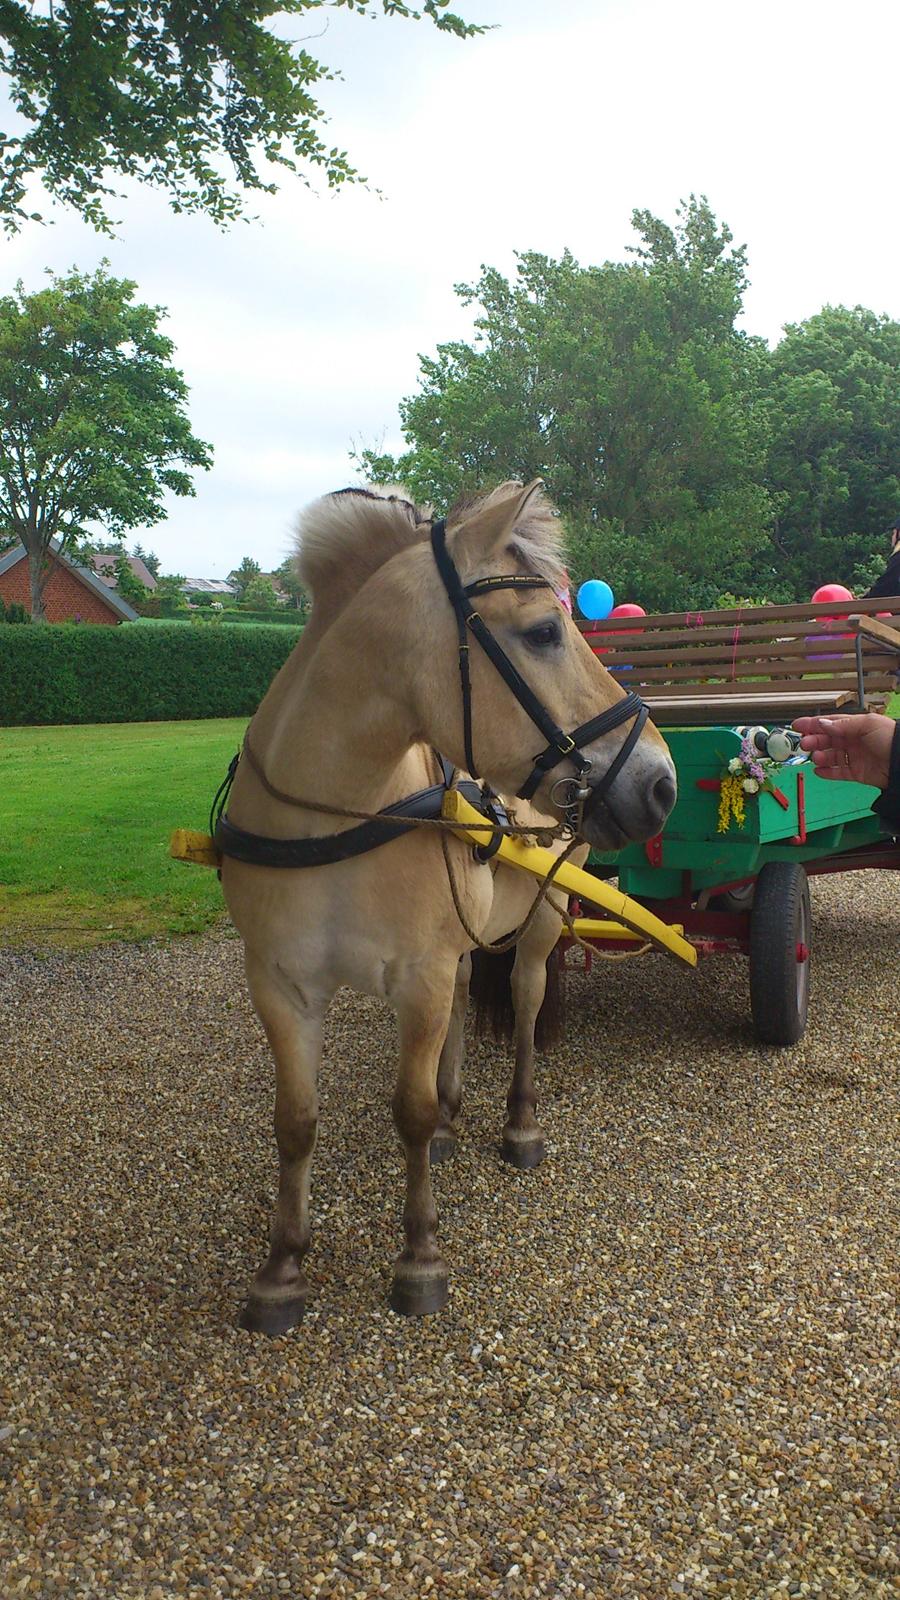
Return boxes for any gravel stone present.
[0,870,897,1597]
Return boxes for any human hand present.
[792,713,894,789]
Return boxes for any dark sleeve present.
[872,721,900,832]
[864,552,900,598]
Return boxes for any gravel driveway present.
[1,872,897,1598]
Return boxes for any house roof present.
[91,551,158,591]
[0,541,140,621]
[182,577,237,594]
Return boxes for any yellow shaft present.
[440,790,697,967]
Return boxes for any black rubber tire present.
[749,861,811,1045]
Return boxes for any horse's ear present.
[447,479,545,573]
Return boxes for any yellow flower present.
[717,774,747,833]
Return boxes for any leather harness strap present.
[429,518,648,805]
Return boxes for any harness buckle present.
[556,734,576,755]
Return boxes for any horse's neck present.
[229,607,430,835]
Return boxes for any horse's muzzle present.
[579,761,677,849]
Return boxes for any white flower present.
[728,757,744,775]
[742,777,760,794]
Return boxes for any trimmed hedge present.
[1,621,302,726]
[209,608,306,626]
[136,599,303,625]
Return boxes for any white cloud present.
[0,0,897,576]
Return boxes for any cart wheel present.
[749,862,811,1045]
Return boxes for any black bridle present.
[430,518,648,813]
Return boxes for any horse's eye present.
[524,621,561,649]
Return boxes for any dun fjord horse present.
[220,481,676,1332]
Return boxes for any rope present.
[241,734,566,845]
[563,924,653,961]
[439,829,582,953]
[730,624,742,681]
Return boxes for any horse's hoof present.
[429,1130,458,1165]
[501,1133,546,1169]
[239,1292,307,1336]
[389,1272,449,1317]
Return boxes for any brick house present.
[0,542,139,624]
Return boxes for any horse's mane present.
[295,480,566,629]
[294,487,430,626]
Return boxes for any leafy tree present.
[362,197,774,610]
[132,541,160,579]
[241,573,279,610]
[113,551,149,605]
[274,553,310,616]
[0,264,212,620]
[759,306,900,596]
[155,572,187,598]
[0,1,481,234]
[153,571,189,613]
[228,556,261,599]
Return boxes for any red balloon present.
[810,582,854,639]
[608,602,646,636]
[811,583,853,606]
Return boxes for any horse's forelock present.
[449,482,568,590]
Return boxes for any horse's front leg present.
[240,959,324,1336]
[431,951,471,1166]
[390,969,457,1315]
[502,892,570,1168]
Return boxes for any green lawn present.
[0,720,243,947]
[3,698,898,951]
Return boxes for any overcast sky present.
[3,0,898,579]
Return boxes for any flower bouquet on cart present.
[717,727,803,833]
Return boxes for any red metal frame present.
[560,835,900,964]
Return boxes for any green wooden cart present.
[584,724,899,1046]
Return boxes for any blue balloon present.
[577,579,614,621]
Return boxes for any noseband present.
[430,518,648,814]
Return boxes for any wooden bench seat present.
[581,596,900,726]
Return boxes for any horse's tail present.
[470,947,565,1050]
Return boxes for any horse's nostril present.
[653,773,677,817]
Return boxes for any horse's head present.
[415,480,676,850]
